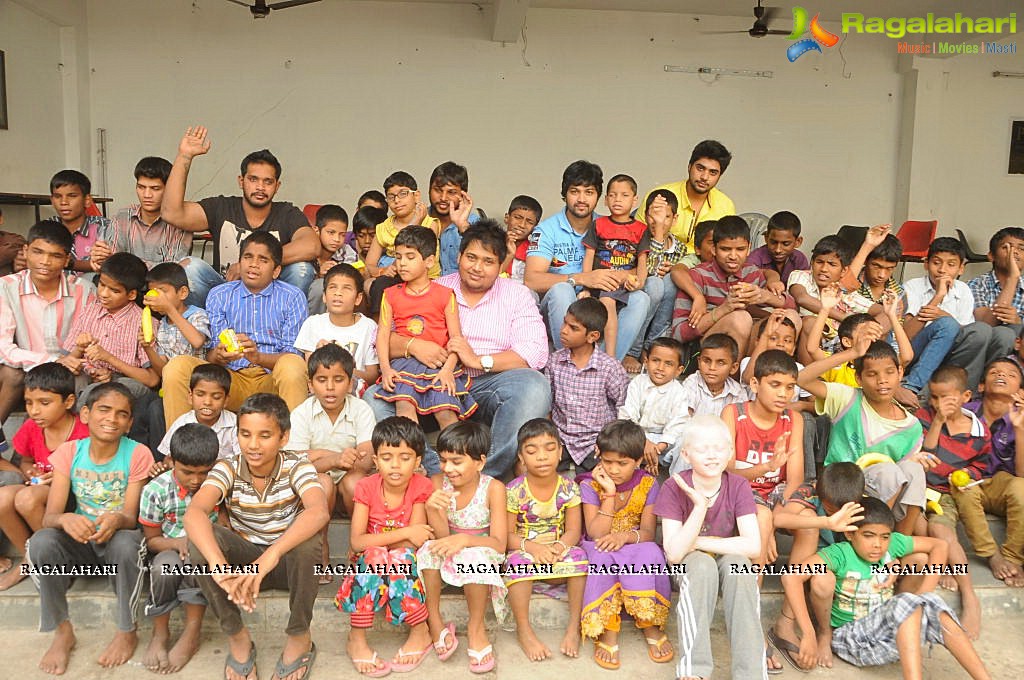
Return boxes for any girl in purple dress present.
[579,420,674,669]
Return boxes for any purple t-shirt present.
[966,399,1017,476]
[653,470,756,538]
[747,245,810,285]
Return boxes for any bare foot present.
[816,638,834,668]
[938,575,959,591]
[166,623,202,672]
[623,356,642,374]
[0,555,11,572]
[39,622,76,675]
[961,593,981,640]
[559,626,580,658]
[98,629,137,668]
[989,553,1020,582]
[1005,561,1024,588]
[0,558,27,590]
[143,629,170,673]
[765,645,782,673]
[516,627,552,661]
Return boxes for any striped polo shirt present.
[672,260,769,341]
[202,451,321,546]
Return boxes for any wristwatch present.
[566,276,577,288]
[481,355,494,373]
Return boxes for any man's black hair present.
[459,219,508,264]
[240,149,282,180]
[688,140,732,174]
[560,160,603,198]
[134,157,173,183]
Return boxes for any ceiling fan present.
[704,1,790,37]
[225,0,321,19]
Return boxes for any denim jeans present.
[903,316,960,393]
[182,257,316,308]
[363,368,551,479]
[627,274,677,359]
[539,281,650,361]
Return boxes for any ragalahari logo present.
[787,7,840,61]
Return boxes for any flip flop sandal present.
[766,646,783,675]
[766,627,807,674]
[644,634,674,663]
[274,642,317,680]
[225,641,257,680]
[467,645,495,674]
[434,622,459,661]
[352,651,391,678]
[593,641,620,670]
[318,572,334,586]
[390,641,433,673]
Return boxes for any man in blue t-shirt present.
[524,160,649,360]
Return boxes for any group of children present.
[0,160,1020,680]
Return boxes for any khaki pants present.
[952,470,1024,564]
[162,354,309,427]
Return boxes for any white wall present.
[80,0,909,244]
[3,0,1020,248]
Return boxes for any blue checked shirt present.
[968,270,1024,317]
[206,279,307,372]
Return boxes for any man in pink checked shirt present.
[363,220,551,479]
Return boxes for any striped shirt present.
[546,347,629,464]
[109,205,193,269]
[436,273,549,375]
[46,215,112,264]
[672,260,770,341]
[0,270,95,369]
[916,406,990,493]
[206,279,307,372]
[202,451,321,546]
[968,270,1024,316]
[139,469,219,539]
[61,299,149,372]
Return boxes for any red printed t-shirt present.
[653,470,756,538]
[382,282,456,347]
[730,402,794,499]
[582,217,651,271]
[354,472,433,535]
[13,416,90,468]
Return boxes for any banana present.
[141,290,158,343]
[856,452,892,469]
[925,488,944,516]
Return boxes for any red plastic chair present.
[302,203,322,227]
[85,201,102,218]
[894,219,937,280]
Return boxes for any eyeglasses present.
[385,189,413,204]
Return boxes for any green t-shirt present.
[818,382,923,466]
[818,531,914,627]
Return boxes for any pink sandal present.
[391,641,433,673]
[434,622,459,661]
[468,645,495,674]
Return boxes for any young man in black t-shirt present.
[161,125,320,306]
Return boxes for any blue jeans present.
[627,274,677,359]
[903,316,960,392]
[363,368,550,479]
[539,282,650,361]
[182,257,316,308]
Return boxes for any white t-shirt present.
[293,314,379,392]
[158,409,240,461]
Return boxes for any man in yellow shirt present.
[636,140,736,253]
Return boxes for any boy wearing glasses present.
[364,171,441,317]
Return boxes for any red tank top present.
[733,402,793,499]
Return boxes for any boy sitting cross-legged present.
[156,363,239,472]
[139,423,219,674]
[781,497,990,679]
[287,343,375,582]
[184,393,329,680]
[25,382,155,674]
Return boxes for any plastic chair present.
[738,212,770,251]
[894,219,937,280]
[836,225,867,253]
[302,203,322,226]
[895,220,937,262]
[85,201,102,218]
[955,228,989,264]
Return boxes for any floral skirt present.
[579,540,671,639]
[375,357,478,417]
[335,546,428,628]
[417,542,509,623]
[503,543,588,586]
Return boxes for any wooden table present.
[0,192,112,222]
